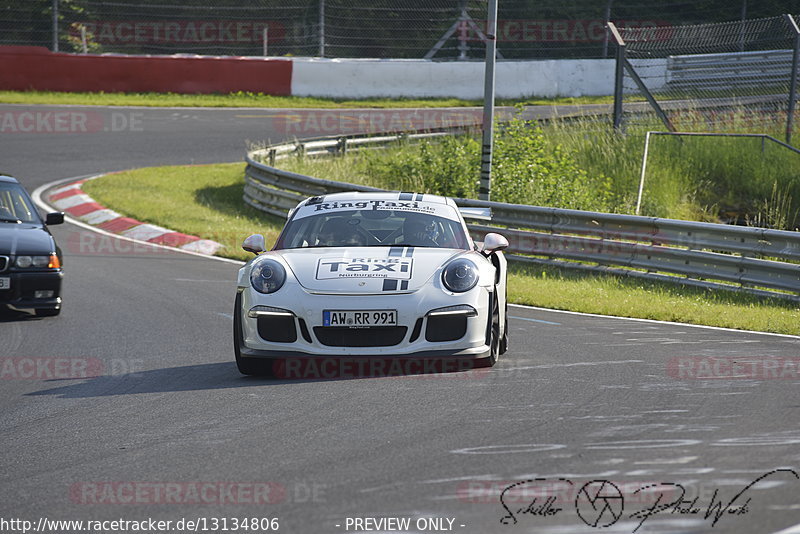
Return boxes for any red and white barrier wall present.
[291,57,616,99]
[0,46,665,98]
[0,46,292,95]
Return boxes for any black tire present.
[482,289,501,367]
[35,308,60,318]
[499,302,509,355]
[233,293,273,377]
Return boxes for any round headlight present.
[15,256,32,268]
[250,258,286,294]
[32,256,50,268]
[442,258,479,293]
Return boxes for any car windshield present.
[275,209,470,250]
[0,183,40,224]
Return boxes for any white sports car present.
[233,191,509,376]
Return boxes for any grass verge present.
[509,263,799,335]
[82,163,284,262]
[0,90,613,109]
[80,163,799,335]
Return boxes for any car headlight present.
[250,258,286,294]
[32,256,50,268]
[441,258,479,293]
[15,255,59,269]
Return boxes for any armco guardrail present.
[245,133,800,302]
[667,49,794,91]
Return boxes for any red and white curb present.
[46,177,223,256]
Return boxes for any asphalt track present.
[1,104,799,534]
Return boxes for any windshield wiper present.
[0,217,22,223]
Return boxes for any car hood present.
[0,223,55,256]
[275,246,464,294]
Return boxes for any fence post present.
[318,0,325,57]
[602,0,614,58]
[785,14,800,144]
[608,23,625,132]
[52,0,59,52]
[479,0,499,201]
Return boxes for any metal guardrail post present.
[785,14,800,144]
[337,137,347,155]
[608,23,625,132]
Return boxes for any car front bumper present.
[0,270,62,310]
[238,282,493,360]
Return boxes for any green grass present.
[0,90,614,109]
[509,263,799,335]
[82,163,284,262]
[79,162,799,335]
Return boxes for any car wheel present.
[233,293,273,377]
[499,303,509,355]
[35,308,60,318]
[482,288,501,367]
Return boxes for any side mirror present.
[45,212,64,225]
[242,234,266,255]
[482,232,509,254]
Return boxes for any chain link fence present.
[3,0,800,59]
[611,15,800,136]
[608,15,800,229]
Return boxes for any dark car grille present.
[426,315,468,342]
[313,326,408,347]
[257,315,297,343]
[0,256,7,272]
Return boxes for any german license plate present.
[0,277,10,290]
[323,310,397,327]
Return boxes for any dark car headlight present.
[14,255,60,269]
[250,258,286,294]
[442,258,479,293]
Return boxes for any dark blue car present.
[0,175,64,317]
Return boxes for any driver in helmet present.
[401,216,439,247]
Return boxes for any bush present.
[492,116,613,211]
[363,135,480,198]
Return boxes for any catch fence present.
[2,1,791,60]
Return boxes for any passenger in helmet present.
[317,217,365,247]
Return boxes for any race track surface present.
[1,104,799,534]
